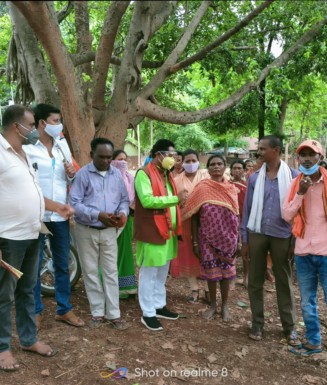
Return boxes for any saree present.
[117,216,137,295]
[170,170,209,278]
[183,179,239,281]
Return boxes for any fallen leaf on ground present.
[207,353,218,363]
[105,361,116,370]
[302,375,321,384]
[104,353,116,360]
[41,369,50,377]
[236,300,249,308]
[230,323,241,329]
[188,345,197,353]
[161,341,174,349]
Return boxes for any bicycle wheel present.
[40,243,82,296]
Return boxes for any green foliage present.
[0,12,12,105]
[1,0,327,148]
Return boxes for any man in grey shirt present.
[241,135,300,345]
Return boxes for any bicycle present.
[40,235,81,296]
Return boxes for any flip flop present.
[202,307,217,320]
[289,344,322,356]
[248,328,263,341]
[55,311,85,327]
[107,318,130,331]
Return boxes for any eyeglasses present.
[160,151,177,157]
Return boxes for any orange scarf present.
[182,178,239,221]
[146,162,182,239]
[287,166,327,238]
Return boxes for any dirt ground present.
[1,268,327,385]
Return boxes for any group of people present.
[1,103,326,372]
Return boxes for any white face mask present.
[183,161,199,174]
[44,123,63,138]
[111,159,128,173]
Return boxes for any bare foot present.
[21,341,57,357]
[0,350,19,371]
[221,305,232,322]
[202,306,217,320]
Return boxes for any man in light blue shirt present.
[69,138,130,330]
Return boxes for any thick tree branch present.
[57,1,74,24]
[74,1,92,77]
[106,1,177,111]
[92,1,130,110]
[11,1,94,164]
[140,1,211,100]
[135,15,327,125]
[169,0,274,74]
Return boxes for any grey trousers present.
[0,237,39,352]
[248,233,296,333]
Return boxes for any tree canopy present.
[2,1,327,163]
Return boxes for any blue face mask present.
[299,163,319,175]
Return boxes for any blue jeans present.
[34,221,72,316]
[295,255,327,347]
[0,238,39,352]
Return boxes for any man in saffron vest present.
[283,140,327,356]
[135,139,186,331]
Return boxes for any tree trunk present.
[7,2,59,105]
[258,79,266,140]
[278,97,288,136]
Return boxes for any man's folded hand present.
[115,213,127,228]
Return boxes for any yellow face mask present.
[160,154,175,170]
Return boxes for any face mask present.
[44,123,63,138]
[18,123,40,145]
[183,161,199,174]
[111,159,128,173]
[299,163,320,175]
[159,153,175,170]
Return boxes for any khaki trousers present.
[74,223,120,319]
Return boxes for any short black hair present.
[245,159,254,164]
[183,148,199,161]
[113,149,127,160]
[2,104,33,130]
[176,151,183,157]
[33,103,61,127]
[91,137,114,152]
[231,160,245,170]
[261,135,283,153]
[152,139,175,154]
[206,154,226,168]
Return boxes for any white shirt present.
[23,136,72,222]
[0,134,44,240]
